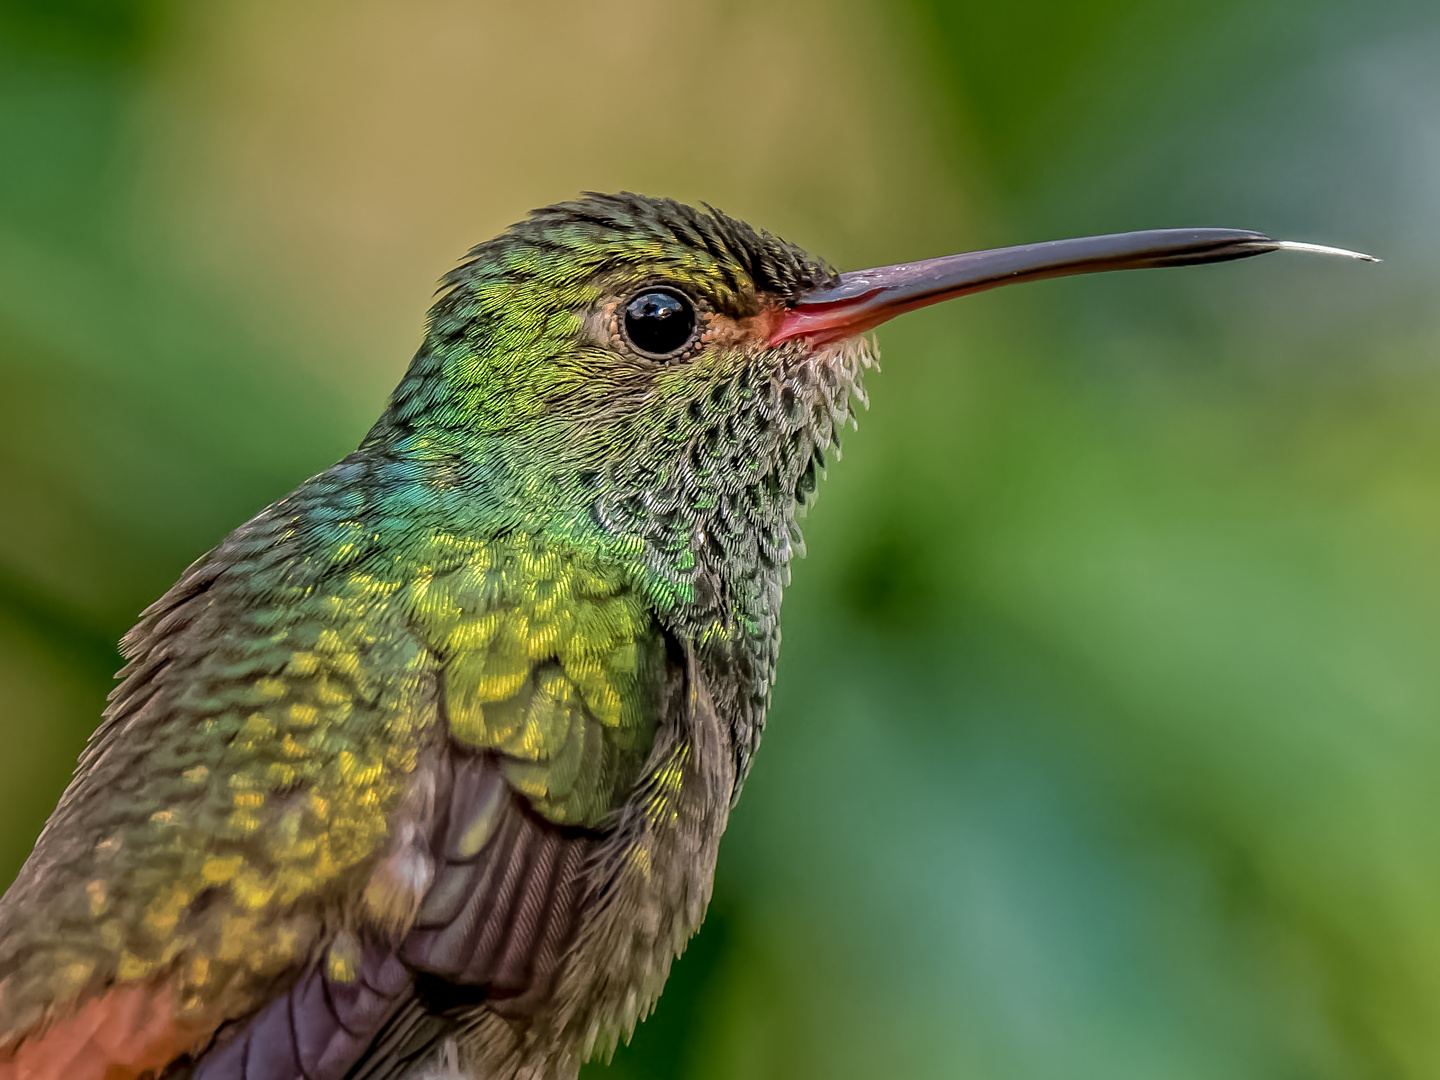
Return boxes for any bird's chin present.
[770,334,876,467]
[781,333,878,398]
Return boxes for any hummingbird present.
[0,193,1372,1080]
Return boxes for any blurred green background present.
[2,0,1438,1077]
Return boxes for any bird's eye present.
[622,287,697,358]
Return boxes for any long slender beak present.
[770,228,1378,347]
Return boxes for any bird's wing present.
[206,751,621,1080]
[179,531,683,1080]
[347,654,728,1080]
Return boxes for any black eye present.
[622,287,697,358]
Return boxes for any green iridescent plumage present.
[0,193,873,1080]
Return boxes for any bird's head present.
[370,193,870,557]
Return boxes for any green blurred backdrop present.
[2,1,1438,1077]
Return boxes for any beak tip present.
[1269,239,1381,262]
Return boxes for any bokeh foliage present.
[2,1,1439,1078]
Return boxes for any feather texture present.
[0,192,871,1080]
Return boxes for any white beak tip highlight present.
[1270,239,1381,263]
